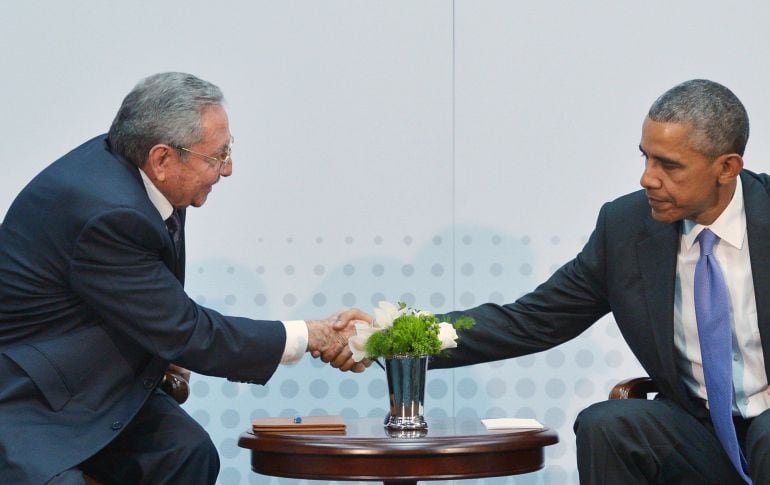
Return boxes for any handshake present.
[305,308,373,373]
[165,308,375,404]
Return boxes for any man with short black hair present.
[427,79,770,483]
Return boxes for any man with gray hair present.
[0,72,366,484]
[425,79,770,483]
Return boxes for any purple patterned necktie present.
[694,228,751,483]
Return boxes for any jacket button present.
[143,378,155,389]
[111,421,122,430]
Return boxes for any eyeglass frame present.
[173,135,234,172]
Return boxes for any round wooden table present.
[238,417,559,484]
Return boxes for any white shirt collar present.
[682,175,745,251]
[138,168,174,221]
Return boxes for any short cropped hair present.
[647,79,749,157]
[108,72,224,167]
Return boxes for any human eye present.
[657,156,682,169]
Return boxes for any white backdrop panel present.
[3,1,770,484]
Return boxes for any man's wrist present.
[305,320,329,354]
[280,320,308,364]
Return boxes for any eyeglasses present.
[175,136,234,173]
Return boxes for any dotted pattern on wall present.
[183,230,644,485]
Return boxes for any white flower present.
[349,321,377,362]
[372,301,404,329]
[438,321,459,350]
[348,301,470,361]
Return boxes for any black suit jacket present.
[0,135,286,483]
[433,170,770,419]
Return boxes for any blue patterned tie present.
[694,228,751,483]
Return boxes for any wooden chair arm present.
[160,369,190,404]
[608,377,657,400]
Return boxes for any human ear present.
[146,145,175,183]
[716,153,744,184]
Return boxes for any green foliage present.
[364,307,475,359]
[453,315,475,330]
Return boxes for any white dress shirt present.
[674,176,770,417]
[138,168,307,364]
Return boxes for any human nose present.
[220,159,233,177]
[639,159,660,190]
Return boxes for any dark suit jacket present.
[0,135,286,483]
[432,170,770,420]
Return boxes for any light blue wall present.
[3,1,770,483]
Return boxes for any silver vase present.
[384,354,429,430]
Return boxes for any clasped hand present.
[306,308,373,372]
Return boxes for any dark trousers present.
[574,397,770,484]
[75,389,219,485]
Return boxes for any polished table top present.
[238,417,559,483]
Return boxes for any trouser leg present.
[45,468,86,485]
[746,407,770,482]
[81,389,219,485]
[574,398,743,484]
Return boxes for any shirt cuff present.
[281,320,308,364]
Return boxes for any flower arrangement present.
[349,301,475,361]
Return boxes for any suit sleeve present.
[68,207,285,383]
[431,203,613,368]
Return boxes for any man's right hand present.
[306,308,373,373]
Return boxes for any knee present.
[574,400,630,444]
[176,424,220,477]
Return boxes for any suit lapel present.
[742,173,770,377]
[176,209,186,284]
[114,147,186,284]
[637,218,680,386]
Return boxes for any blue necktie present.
[694,228,751,483]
